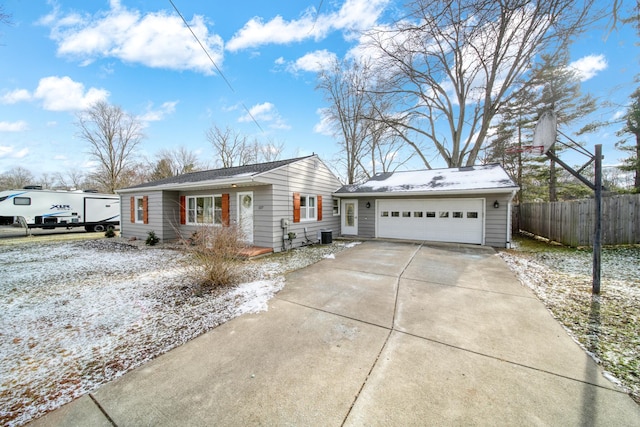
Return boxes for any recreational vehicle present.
[0,188,120,231]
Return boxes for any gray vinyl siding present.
[120,191,172,242]
[483,193,513,248]
[119,155,344,251]
[358,198,376,238]
[259,156,342,252]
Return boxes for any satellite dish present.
[532,110,557,154]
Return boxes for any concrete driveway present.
[29,241,639,426]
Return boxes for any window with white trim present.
[300,195,317,221]
[332,198,340,216]
[187,195,222,225]
[135,196,145,223]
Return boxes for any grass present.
[501,235,640,404]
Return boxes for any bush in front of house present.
[184,225,247,288]
[105,228,116,238]
[146,230,160,246]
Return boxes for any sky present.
[0,0,637,184]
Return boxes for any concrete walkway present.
[28,241,639,426]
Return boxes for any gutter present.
[116,176,269,194]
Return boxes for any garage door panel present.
[377,199,483,244]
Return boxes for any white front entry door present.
[341,199,358,235]
[237,192,254,243]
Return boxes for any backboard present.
[532,110,557,154]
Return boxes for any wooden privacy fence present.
[518,193,640,246]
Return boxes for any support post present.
[592,144,602,294]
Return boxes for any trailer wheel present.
[94,224,105,232]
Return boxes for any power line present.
[168,0,264,133]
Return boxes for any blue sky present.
[0,0,637,182]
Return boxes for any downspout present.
[506,190,517,249]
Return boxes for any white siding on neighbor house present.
[259,156,342,252]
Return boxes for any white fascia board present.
[117,176,257,193]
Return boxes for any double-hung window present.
[187,195,222,225]
[135,196,145,223]
[300,195,317,221]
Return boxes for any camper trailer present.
[0,188,120,231]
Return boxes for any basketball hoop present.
[504,145,544,155]
[532,110,557,154]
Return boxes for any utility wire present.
[168,0,264,133]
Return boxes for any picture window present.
[187,195,222,225]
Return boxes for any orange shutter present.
[142,196,149,224]
[130,197,135,223]
[293,193,300,223]
[222,193,230,226]
[317,195,322,221]
[179,196,186,225]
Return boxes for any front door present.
[341,199,358,235]
[237,192,254,243]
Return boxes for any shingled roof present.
[334,164,517,196]
[120,155,315,191]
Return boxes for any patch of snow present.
[0,238,356,426]
[323,253,336,259]
[344,164,515,193]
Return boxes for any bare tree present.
[365,0,597,168]
[0,167,34,190]
[76,101,144,193]
[206,125,250,168]
[150,146,204,180]
[206,125,284,167]
[317,59,373,184]
[53,169,91,190]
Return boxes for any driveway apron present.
[28,241,640,427]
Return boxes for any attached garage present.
[377,198,484,244]
[334,164,518,248]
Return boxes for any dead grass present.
[500,236,640,405]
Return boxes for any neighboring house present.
[334,164,518,248]
[116,155,342,253]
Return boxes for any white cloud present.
[1,89,32,104]
[0,145,29,159]
[33,76,109,111]
[289,50,337,73]
[569,54,607,81]
[139,101,178,122]
[227,0,389,51]
[313,108,334,136]
[0,121,29,132]
[41,4,224,75]
[239,102,290,130]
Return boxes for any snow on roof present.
[335,164,517,195]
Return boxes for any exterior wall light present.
[366,201,371,208]
[493,200,500,209]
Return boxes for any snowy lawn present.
[0,237,358,427]
[499,236,639,405]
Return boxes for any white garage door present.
[377,199,484,244]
